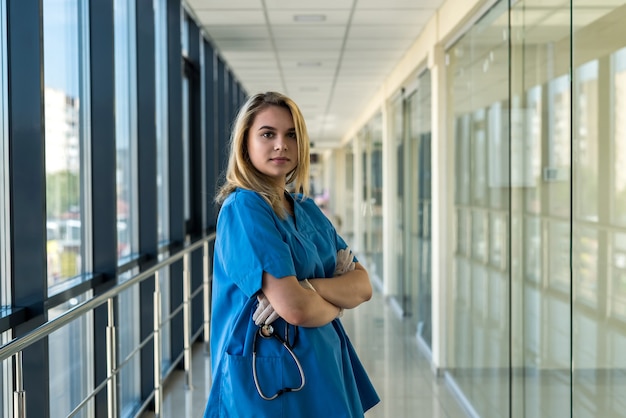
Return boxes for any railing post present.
[183,252,193,390]
[153,271,162,417]
[106,298,118,418]
[13,351,26,418]
[203,241,210,354]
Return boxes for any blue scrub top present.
[204,188,379,418]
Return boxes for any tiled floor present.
[141,290,470,418]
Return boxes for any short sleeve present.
[214,190,296,297]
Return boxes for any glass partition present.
[390,96,405,308]
[571,3,626,417]
[446,0,626,416]
[343,143,354,243]
[360,114,384,284]
[404,70,432,347]
[446,0,511,415]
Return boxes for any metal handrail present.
[0,232,215,417]
[0,233,214,361]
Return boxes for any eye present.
[287,131,297,139]
[261,131,274,138]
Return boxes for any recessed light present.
[297,61,321,67]
[294,14,326,22]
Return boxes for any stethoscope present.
[252,322,306,400]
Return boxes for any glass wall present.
[343,144,354,243]
[154,0,172,369]
[360,114,384,284]
[0,2,9,416]
[155,0,170,245]
[390,96,405,307]
[43,1,95,416]
[446,0,626,416]
[404,70,433,347]
[44,0,90,290]
[570,2,626,417]
[114,0,141,414]
[446,1,511,416]
[0,0,234,415]
[0,0,8,310]
[115,0,138,262]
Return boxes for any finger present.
[265,310,280,325]
[254,309,267,326]
[254,304,275,326]
[252,304,264,323]
[252,297,269,323]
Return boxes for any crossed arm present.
[258,261,373,328]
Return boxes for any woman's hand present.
[307,247,372,310]
[334,247,356,276]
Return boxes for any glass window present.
[154,0,171,369]
[0,5,9,415]
[183,75,190,223]
[0,0,8,310]
[43,1,94,416]
[114,0,141,414]
[44,0,90,290]
[155,0,169,244]
[115,0,138,262]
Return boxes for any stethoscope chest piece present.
[260,324,274,338]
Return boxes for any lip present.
[270,157,290,163]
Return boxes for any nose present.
[274,138,288,151]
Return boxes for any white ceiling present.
[183,0,446,149]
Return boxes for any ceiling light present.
[294,14,326,22]
[297,61,321,67]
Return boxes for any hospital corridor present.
[2,0,626,417]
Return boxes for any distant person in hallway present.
[204,91,379,417]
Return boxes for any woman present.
[204,91,379,417]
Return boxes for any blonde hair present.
[215,91,311,218]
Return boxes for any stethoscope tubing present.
[252,323,306,400]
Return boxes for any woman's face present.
[247,105,298,186]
